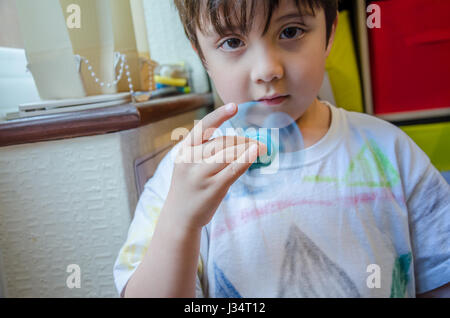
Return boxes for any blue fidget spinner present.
[244,128,278,170]
[229,101,303,171]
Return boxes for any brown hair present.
[173,0,339,64]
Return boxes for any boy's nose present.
[250,47,284,84]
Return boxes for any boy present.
[114,0,449,297]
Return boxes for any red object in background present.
[368,0,450,115]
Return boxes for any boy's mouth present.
[257,94,289,106]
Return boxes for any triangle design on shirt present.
[278,224,361,297]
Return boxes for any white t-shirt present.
[113,102,450,297]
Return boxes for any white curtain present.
[15,0,154,100]
[15,0,86,99]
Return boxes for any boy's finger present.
[176,136,266,164]
[202,135,262,159]
[214,142,266,186]
[201,141,259,175]
[186,103,237,146]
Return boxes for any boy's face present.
[195,0,337,121]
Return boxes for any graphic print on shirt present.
[214,262,242,298]
[303,138,400,188]
[345,138,400,188]
[390,252,412,298]
[277,224,361,297]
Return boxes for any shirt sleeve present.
[399,132,450,294]
[113,142,205,297]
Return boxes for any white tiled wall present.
[0,109,204,297]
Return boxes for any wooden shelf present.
[0,93,213,147]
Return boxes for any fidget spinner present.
[228,101,304,170]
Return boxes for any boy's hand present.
[164,103,267,231]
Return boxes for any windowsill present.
[0,93,213,147]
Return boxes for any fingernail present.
[225,103,236,114]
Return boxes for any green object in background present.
[325,10,364,113]
[400,122,450,172]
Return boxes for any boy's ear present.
[191,42,210,73]
[325,11,339,58]
[191,42,198,55]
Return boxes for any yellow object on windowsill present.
[154,75,187,87]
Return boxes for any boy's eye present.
[219,38,244,51]
[280,27,304,40]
